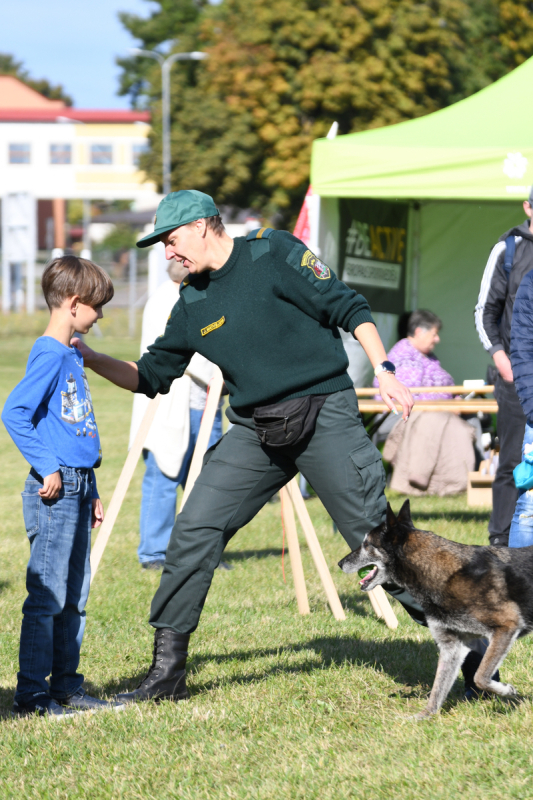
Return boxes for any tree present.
[0,53,73,106]
[118,0,533,225]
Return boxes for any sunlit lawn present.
[0,312,532,799]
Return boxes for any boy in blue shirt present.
[2,255,121,719]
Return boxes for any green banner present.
[339,198,408,315]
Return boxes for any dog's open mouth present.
[359,565,378,590]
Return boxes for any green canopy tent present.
[310,57,533,383]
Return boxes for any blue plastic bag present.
[514,458,533,490]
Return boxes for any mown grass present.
[1,312,532,799]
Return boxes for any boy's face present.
[74,302,103,334]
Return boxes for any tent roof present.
[311,57,533,201]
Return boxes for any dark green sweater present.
[136,231,374,413]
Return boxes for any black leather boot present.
[115,628,190,704]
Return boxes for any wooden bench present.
[355,385,499,506]
[355,385,498,414]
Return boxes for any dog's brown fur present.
[339,501,533,718]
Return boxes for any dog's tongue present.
[359,566,377,586]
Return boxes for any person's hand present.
[71,337,97,367]
[39,471,62,499]
[493,350,513,383]
[92,498,104,528]
[377,372,414,421]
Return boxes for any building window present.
[132,143,149,166]
[9,143,30,164]
[50,144,72,165]
[90,144,113,165]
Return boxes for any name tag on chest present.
[201,316,226,337]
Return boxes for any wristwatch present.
[374,360,396,377]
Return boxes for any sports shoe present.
[54,687,125,712]
[12,693,79,721]
[141,560,165,570]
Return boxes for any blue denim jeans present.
[509,421,533,548]
[16,466,93,703]
[138,408,223,563]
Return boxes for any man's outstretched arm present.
[72,338,139,391]
[354,322,414,421]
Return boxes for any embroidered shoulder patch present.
[301,249,330,280]
[201,316,225,337]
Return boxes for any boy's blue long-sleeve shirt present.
[2,337,101,496]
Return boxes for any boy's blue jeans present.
[138,408,223,564]
[16,466,93,703]
[509,421,533,548]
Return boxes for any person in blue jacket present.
[509,268,533,547]
[1,255,121,719]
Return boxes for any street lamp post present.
[130,48,208,195]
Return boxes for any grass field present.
[1,313,533,799]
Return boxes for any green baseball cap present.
[136,190,220,248]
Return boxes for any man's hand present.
[493,350,514,383]
[71,337,96,367]
[92,498,104,528]
[377,372,414,421]
[70,337,140,391]
[39,471,62,499]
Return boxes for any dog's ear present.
[397,499,414,529]
[385,502,397,531]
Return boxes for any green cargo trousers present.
[149,388,424,632]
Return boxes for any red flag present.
[293,186,314,245]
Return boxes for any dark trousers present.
[149,389,424,634]
[490,377,526,546]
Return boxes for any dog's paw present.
[410,709,436,721]
[497,682,517,697]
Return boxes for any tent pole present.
[409,202,421,310]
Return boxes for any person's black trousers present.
[149,388,425,633]
[489,377,526,546]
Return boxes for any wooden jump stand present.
[90,371,398,629]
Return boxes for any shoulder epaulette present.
[246,227,274,241]
[180,275,207,304]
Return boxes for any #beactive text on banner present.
[339,199,408,315]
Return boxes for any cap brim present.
[136,225,178,248]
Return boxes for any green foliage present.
[97,224,138,254]
[68,199,84,226]
[118,0,533,225]
[0,52,73,106]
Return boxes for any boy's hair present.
[42,256,114,310]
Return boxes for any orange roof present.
[0,75,66,109]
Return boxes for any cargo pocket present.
[349,439,386,519]
[21,480,41,539]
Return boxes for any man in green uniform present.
[76,190,419,703]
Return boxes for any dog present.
[339,500,533,718]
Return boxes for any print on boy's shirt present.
[60,371,98,439]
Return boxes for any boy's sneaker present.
[55,687,125,712]
[12,693,78,721]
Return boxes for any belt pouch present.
[252,394,328,448]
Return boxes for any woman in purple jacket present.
[373,309,453,399]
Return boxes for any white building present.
[0,76,160,310]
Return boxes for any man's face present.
[161,220,207,275]
[524,200,533,229]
